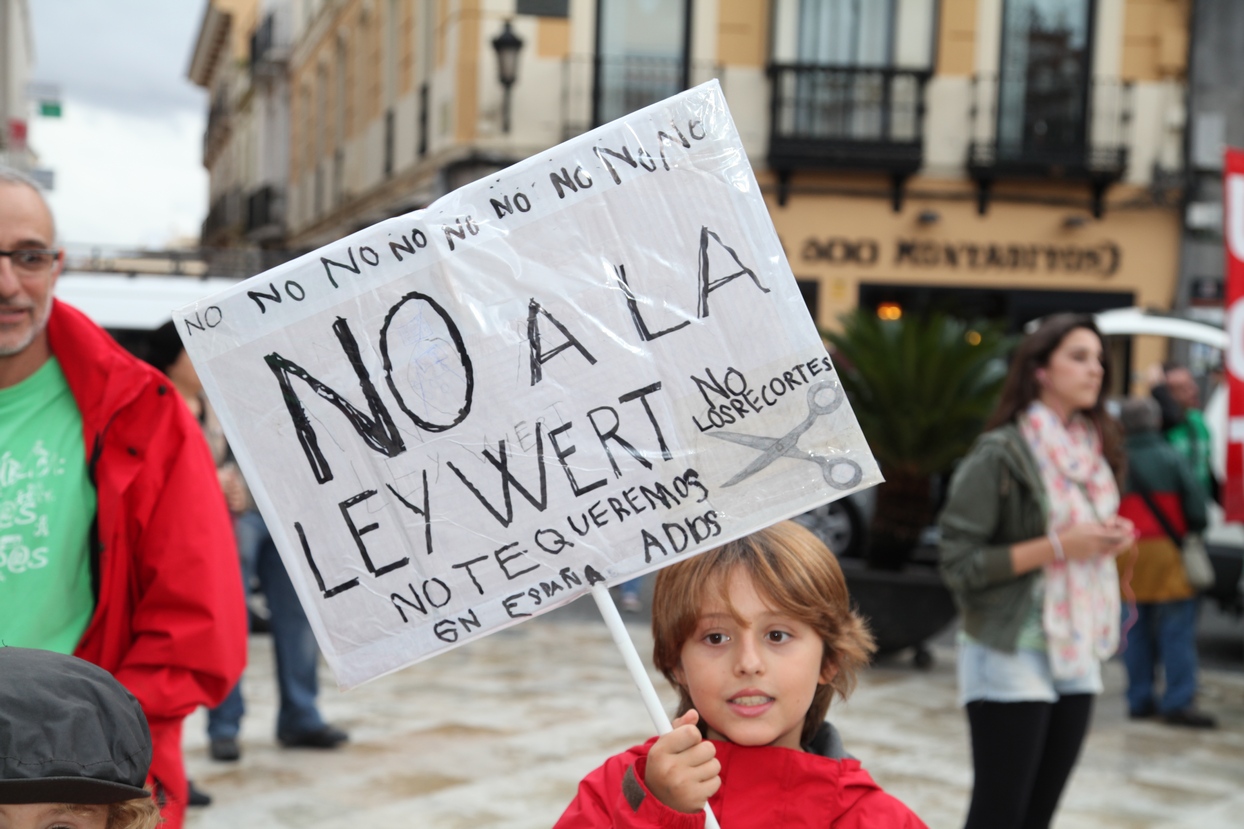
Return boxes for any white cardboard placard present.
[177,82,881,688]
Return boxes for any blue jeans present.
[620,576,643,598]
[1121,598,1199,715]
[207,510,327,740]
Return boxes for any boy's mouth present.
[728,693,775,709]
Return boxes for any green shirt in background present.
[0,357,96,653]
[1166,408,1213,497]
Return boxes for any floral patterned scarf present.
[1020,401,1121,679]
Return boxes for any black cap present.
[0,647,152,804]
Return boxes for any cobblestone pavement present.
[184,598,1244,828]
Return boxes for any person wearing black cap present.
[0,647,161,829]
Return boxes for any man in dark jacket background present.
[0,166,248,826]
[1116,397,1215,728]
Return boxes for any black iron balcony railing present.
[417,83,429,158]
[766,63,931,208]
[245,184,284,238]
[202,188,244,244]
[559,55,722,141]
[967,74,1133,216]
[384,108,395,178]
[250,14,274,69]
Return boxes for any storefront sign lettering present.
[801,237,879,265]
[801,236,1121,278]
[893,239,1120,277]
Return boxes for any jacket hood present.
[804,720,849,759]
[47,300,165,432]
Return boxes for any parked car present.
[793,487,875,559]
[54,273,240,330]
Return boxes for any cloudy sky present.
[28,1,209,250]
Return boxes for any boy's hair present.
[58,800,161,829]
[652,520,876,747]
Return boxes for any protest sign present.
[177,81,881,689]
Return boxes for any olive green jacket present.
[937,423,1048,652]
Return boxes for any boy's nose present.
[733,638,765,676]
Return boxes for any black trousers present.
[963,694,1095,829]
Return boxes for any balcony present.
[559,55,722,141]
[246,184,285,242]
[202,188,244,246]
[767,64,931,209]
[967,74,1132,217]
[250,13,289,79]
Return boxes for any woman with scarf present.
[938,314,1135,829]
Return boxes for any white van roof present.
[54,273,240,331]
[1093,307,1228,350]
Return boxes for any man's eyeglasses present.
[0,249,60,274]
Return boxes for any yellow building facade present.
[202,0,1191,381]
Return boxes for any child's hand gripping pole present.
[591,583,722,829]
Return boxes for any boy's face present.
[0,803,108,829]
[673,567,833,751]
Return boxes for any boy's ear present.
[672,662,687,687]
[818,661,838,686]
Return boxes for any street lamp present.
[492,19,524,133]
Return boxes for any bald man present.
[0,167,246,828]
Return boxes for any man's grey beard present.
[0,300,51,357]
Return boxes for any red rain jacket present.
[50,301,247,828]
[555,736,928,828]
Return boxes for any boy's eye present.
[704,632,729,645]
[767,630,792,643]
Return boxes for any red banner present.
[1224,148,1244,521]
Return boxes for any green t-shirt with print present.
[0,357,97,653]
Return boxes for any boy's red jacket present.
[50,301,248,829]
[555,735,927,828]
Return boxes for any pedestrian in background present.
[0,166,246,828]
[133,321,236,807]
[1115,396,1215,728]
[939,313,1134,829]
[1149,363,1216,502]
[138,321,349,762]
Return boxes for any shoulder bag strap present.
[1130,470,1184,546]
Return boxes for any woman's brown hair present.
[651,521,875,747]
[985,313,1123,474]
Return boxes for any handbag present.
[1178,532,1216,590]
[1130,475,1215,591]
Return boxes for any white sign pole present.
[590,583,722,829]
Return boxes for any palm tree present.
[824,311,1013,570]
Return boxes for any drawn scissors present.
[709,380,864,489]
